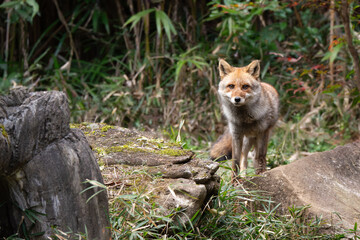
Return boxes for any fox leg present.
[254,129,270,174]
[231,133,243,179]
[240,137,255,177]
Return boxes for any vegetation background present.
[1,0,360,239]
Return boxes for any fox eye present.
[242,84,250,90]
[227,84,235,89]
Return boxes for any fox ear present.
[218,59,234,79]
[246,60,261,80]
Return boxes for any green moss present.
[98,159,105,167]
[70,122,93,135]
[82,126,191,157]
[158,148,189,157]
[94,147,107,156]
[70,123,81,129]
[163,141,182,148]
[100,124,115,132]
[1,124,9,142]
[70,122,91,129]
[71,122,115,137]
[136,136,183,150]
[103,143,190,157]
[106,145,141,154]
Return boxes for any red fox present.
[210,59,279,178]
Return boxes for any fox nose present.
[234,97,241,103]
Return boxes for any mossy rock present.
[75,122,193,166]
[74,122,220,225]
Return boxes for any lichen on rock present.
[76,122,220,223]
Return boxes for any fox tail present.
[210,129,232,161]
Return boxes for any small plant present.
[49,227,87,240]
[3,203,46,240]
[347,222,359,239]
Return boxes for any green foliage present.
[107,172,340,239]
[207,0,281,36]
[322,41,344,64]
[4,203,46,239]
[1,0,358,150]
[174,46,209,82]
[48,227,87,240]
[80,179,107,203]
[124,8,177,42]
[347,222,360,239]
[0,0,39,22]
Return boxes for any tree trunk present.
[340,0,360,91]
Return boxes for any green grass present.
[5,166,358,239]
[104,164,346,240]
[106,172,337,240]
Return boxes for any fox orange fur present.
[210,59,279,178]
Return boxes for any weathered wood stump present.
[0,88,110,239]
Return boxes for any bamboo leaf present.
[101,11,110,34]
[155,9,176,42]
[155,10,162,38]
[175,60,186,81]
[92,9,100,32]
[85,189,106,203]
[26,0,39,19]
[322,42,344,63]
[0,0,20,8]
[123,8,155,29]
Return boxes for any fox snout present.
[232,96,244,105]
[221,90,247,106]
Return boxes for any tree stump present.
[0,88,110,239]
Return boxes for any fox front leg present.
[231,133,243,179]
[240,137,255,177]
[254,129,271,174]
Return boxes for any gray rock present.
[245,141,360,233]
[79,122,220,224]
[0,89,110,239]
[158,178,207,223]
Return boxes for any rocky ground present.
[74,122,220,223]
[76,122,360,235]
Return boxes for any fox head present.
[218,59,262,107]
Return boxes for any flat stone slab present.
[245,141,360,232]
